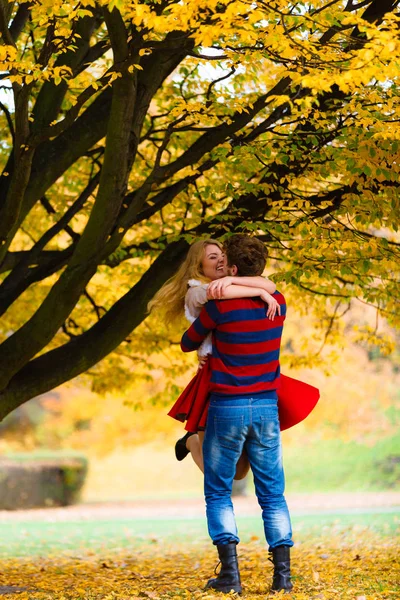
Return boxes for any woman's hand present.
[207,276,233,299]
[197,354,210,370]
[260,291,281,320]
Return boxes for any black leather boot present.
[205,542,242,594]
[270,545,293,593]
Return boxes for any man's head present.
[223,234,268,276]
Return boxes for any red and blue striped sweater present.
[181,292,286,396]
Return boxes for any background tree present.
[0,0,399,420]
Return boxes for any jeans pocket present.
[259,413,280,448]
[214,415,244,451]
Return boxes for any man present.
[181,234,293,594]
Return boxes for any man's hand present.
[207,276,233,299]
[260,291,281,320]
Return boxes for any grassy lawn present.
[0,510,398,558]
[0,511,398,600]
[79,434,400,502]
[283,436,400,492]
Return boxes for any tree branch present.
[0,101,15,144]
[0,26,138,388]
[31,13,104,134]
[0,239,189,418]
[0,0,16,47]
[0,173,100,317]
[9,2,31,42]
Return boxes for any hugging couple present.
[149,234,319,594]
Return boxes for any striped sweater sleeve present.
[181,301,220,352]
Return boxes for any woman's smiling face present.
[201,244,227,280]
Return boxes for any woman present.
[148,238,279,477]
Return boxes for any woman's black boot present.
[205,542,242,594]
[270,546,293,593]
[174,431,195,461]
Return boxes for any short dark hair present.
[224,234,268,276]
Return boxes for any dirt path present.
[0,491,399,522]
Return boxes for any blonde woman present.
[148,238,279,476]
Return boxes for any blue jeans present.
[203,394,293,550]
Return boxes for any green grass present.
[282,436,400,492]
[4,437,398,504]
[3,449,88,463]
[0,511,398,558]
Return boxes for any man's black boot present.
[205,542,242,594]
[270,545,293,593]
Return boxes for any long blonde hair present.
[147,238,223,325]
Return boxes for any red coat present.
[168,362,319,433]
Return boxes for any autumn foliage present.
[0,0,399,419]
[0,539,398,599]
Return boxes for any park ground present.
[0,361,398,600]
[0,491,398,600]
